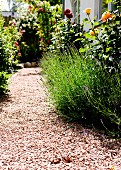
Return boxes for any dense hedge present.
[0,39,9,94]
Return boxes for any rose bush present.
[49,8,83,53]
[0,15,21,71]
[16,0,62,62]
[78,7,121,73]
[0,13,21,94]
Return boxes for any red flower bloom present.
[64,8,71,15]
[13,22,16,26]
[47,40,51,44]
[66,12,73,19]
[28,5,32,10]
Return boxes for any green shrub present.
[0,72,8,95]
[0,38,10,72]
[79,8,121,73]
[16,1,62,61]
[0,39,9,94]
[41,49,121,136]
[0,14,20,94]
[49,14,83,53]
[0,14,21,72]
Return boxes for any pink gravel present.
[0,67,121,170]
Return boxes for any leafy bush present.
[49,9,83,52]
[41,49,121,136]
[16,1,62,62]
[0,14,20,94]
[47,0,62,5]
[49,20,83,52]
[0,39,9,72]
[78,8,121,73]
[0,14,21,71]
[0,72,8,95]
[0,38,9,94]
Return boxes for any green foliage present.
[49,18,83,52]
[78,10,121,73]
[0,72,8,95]
[97,15,121,72]
[46,0,62,6]
[0,39,9,72]
[0,38,9,94]
[41,49,121,136]
[16,1,62,61]
[0,14,20,94]
[0,14,21,71]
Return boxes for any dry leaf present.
[62,156,72,163]
[110,165,116,170]
[50,158,61,164]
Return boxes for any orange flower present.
[89,30,95,36]
[85,8,91,15]
[101,11,112,21]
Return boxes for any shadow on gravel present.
[56,116,121,151]
[0,94,11,112]
[22,73,41,76]
[20,68,41,76]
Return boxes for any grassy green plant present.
[41,48,121,136]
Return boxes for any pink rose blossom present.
[18,52,21,56]
[14,41,19,46]
[38,8,43,13]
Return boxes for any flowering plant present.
[0,14,21,94]
[78,7,121,73]
[0,15,21,72]
[64,8,73,19]
[16,1,62,61]
[49,8,83,53]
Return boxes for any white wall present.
[65,0,72,12]
[80,0,101,23]
[64,0,74,22]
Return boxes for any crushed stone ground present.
[0,68,121,170]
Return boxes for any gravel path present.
[0,68,121,170]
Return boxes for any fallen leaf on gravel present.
[110,165,116,170]
[50,158,61,164]
[62,156,72,163]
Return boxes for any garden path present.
[0,67,121,170]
